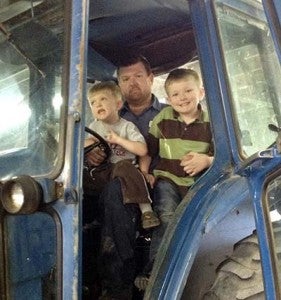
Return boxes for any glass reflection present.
[215,0,281,157]
[0,0,65,178]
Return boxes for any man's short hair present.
[116,55,152,76]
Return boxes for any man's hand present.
[180,152,213,177]
[86,147,107,166]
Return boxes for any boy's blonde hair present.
[88,81,122,100]
[164,68,202,92]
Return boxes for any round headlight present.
[1,175,42,214]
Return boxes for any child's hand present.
[106,129,120,144]
[142,172,155,188]
[180,152,213,176]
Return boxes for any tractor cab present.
[0,0,281,299]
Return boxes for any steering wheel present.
[84,127,111,159]
[268,123,281,153]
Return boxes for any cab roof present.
[87,0,196,81]
[0,0,196,82]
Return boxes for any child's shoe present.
[141,211,160,229]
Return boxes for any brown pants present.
[111,160,151,204]
[85,160,151,204]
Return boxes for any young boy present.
[85,81,160,229]
[136,68,213,288]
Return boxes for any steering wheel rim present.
[84,127,111,158]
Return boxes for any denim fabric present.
[150,179,182,261]
[98,178,140,296]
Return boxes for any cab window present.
[0,0,65,179]
[215,0,281,157]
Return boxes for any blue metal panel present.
[240,150,281,300]
[146,175,252,299]
[249,175,277,300]
[6,214,56,299]
[262,0,281,62]
[56,0,89,299]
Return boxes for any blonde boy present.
[135,68,213,289]
[85,81,160,229]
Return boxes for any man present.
[84,55,165,300]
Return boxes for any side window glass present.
[215,1,281,157]
[0,65,30,151]
[0,0,65,178]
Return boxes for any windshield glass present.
[215,0,281,156]
[0,0,65,179]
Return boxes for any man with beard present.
[84,55,166,299]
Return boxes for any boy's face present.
[88,89,122,123]
[166,77,205,116]
[118,62,153,104]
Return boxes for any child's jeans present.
[149,178,183,261]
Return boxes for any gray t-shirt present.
[88,117,146,164]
